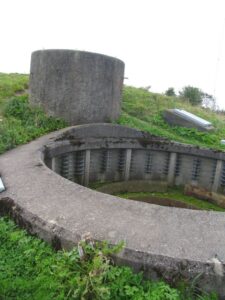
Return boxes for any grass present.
[91,182,224,212]
[0,73,28,115]
[117,188,225,212]
[0,73,222,299]
[1,216,211,300]
[118,86,225,150]
[0,73,67,154]
[0,95,66,154]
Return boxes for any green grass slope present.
[1,74,225,151]
[0,74,66,154]
[118,86,225,150]
[0,73,28,115]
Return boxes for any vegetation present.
[165,87,176,97]
[117,188,225,212]
[1,74,225,152]
[0,73,222,299]
[0,95,66,154]
[0,74,66,154]
[0,73,28,114]
[91,182,224,211]
[179,86,203,106]
[0,217,217,300]
[119,86,225,150]
[201,93,216,110]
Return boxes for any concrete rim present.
[31,49,125,65]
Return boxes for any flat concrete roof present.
[0,124,225,297]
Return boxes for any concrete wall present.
[29,50,125,125]
[44,124,225,194]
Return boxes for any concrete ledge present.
[1,124,225,298]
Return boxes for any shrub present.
[179,86,203,106]
[165,87,176,97]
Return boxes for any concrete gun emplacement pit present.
[1,49,225,299]
[1,123,225,298]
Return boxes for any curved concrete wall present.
[44,124,225,195]
[29,50,125,125]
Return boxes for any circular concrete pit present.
[1,123,225,298]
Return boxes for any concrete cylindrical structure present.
[29,50,125,125]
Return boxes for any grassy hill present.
[0,73,66,154]
[0,73,220,299]
[119,86,225,150]
[1,73,225,151]
[0,73,28,115]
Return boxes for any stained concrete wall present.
[55,149,219,190]
[44,124,225,194]
[29,50,125,125]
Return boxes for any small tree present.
[179,86,203,106]
[165,87,176,97]
[202,93,217,110]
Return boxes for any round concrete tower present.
[29,49,125,125]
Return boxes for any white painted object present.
[173,109,212,128]
[221,140,225,145]
[0,177,5,192]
